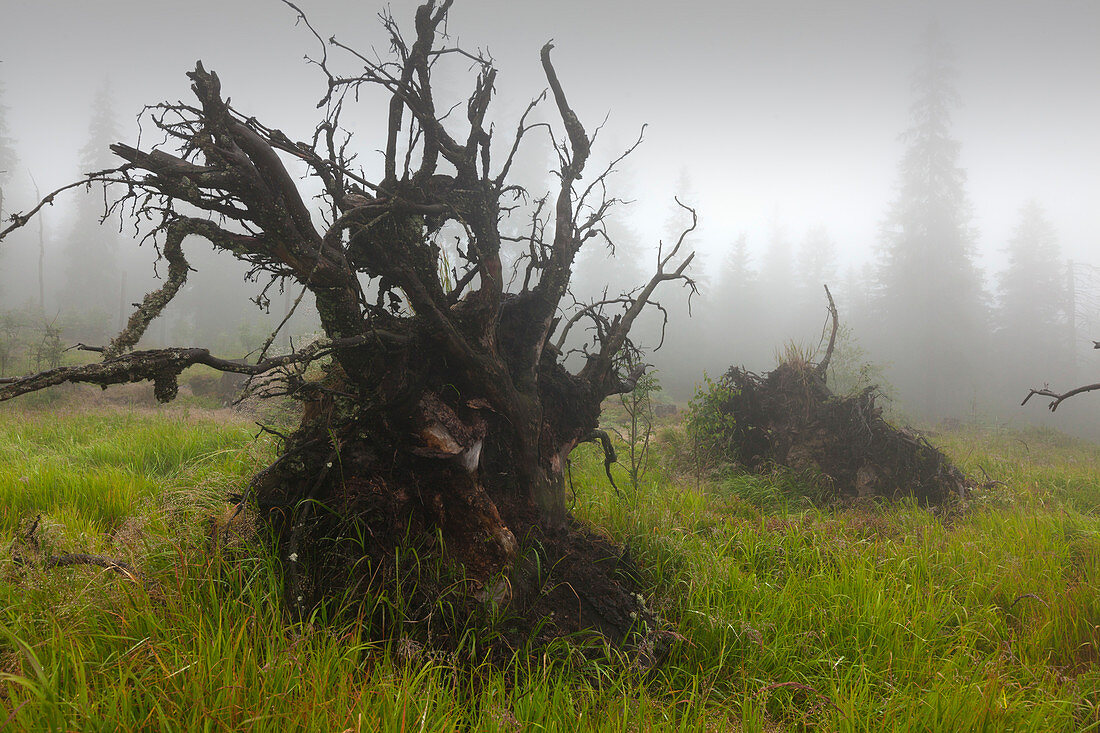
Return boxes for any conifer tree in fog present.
[0,78,19,298]
[718,232,757,321]
[997,201,1068,387]
[796,225,838,332]
[796,226,837,298]
[876,23,986,417]
[761,216,795,301]
[0,78,17,230]
[59,83,122,338]
[754,217,802,356]
[709,232,767,369]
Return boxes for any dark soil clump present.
[707,359,971,504]
[252,405,658,663]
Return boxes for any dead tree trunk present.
[0,1,695,649]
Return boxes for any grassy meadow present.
[2,395,1100,731]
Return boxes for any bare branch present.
[0,171,126,242]
[1023,333,1099,411]
[554,295,634,352]
[0,335,404,404]
[1022,382,1100,412]
[540,43,590,179]
[106,219,193,357]
[494,92,548,186]
[578,199,698,394]
[46,553,143,582]
[816,284,839,379]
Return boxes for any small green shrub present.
[685,372,739,469]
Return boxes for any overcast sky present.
[3,0,1098,277]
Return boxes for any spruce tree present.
[757,217,802,357]
[876,23,986,417]
[0,78,17,225]
[59,82,122,339]
[723,232,755,291]
[0,77,20,296]
[795,225,838,332]
[997,201,1068,387]
[711,232,767,368]
[796,225,837,298]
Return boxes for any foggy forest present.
[1,0,1099,730]
[2,0,1097,436]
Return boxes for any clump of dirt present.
[505,523,655,651]
[252,414,663,665]
[706,359,971,504]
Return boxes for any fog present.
[1,0,1098,435]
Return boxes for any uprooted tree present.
[692,288,971,504]
[0,2,696,647]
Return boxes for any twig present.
[977,464,1006,489]
[815,284,839,379]
[1007,593,1050,611]
[1022,382,1100,412]
[12,524,146,585]
[0,170,127,242]
[757,681,828,697]
[45,553,142,582]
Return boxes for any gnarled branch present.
[578,428,620,496]
[1022,382,1100,412]
[816,284,839,379]
[0,170,128,242]
[578,198,698,394]
[1023,338,1099,411]
[0,335,401,403]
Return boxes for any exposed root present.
[580,429,620,496]
[250,411,656,660]
[705,359,972,504]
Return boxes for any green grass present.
[3,405,1100,730]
